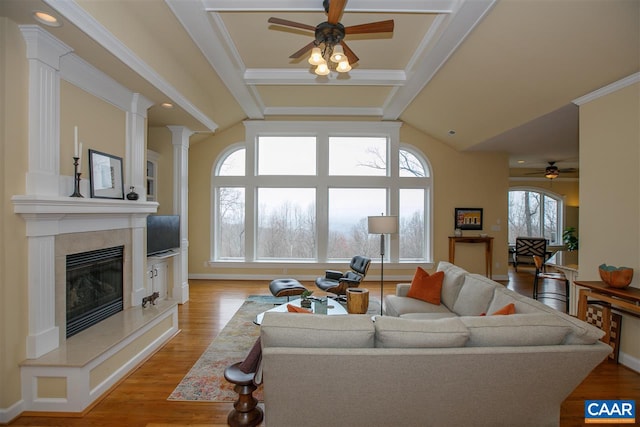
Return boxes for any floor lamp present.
[368,215,398,315]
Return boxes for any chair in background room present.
[533,255,569,312]
[315,255,371,300]
[512,237,548,272]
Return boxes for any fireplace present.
[66,246,124,338]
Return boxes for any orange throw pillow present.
[287,304,312,313]
[491,303,516,315]
[406,267,443,305]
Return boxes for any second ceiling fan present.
[267,0,394,75]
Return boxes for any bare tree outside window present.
[257,188,316,259]
[218,187,245,258]
[509,189,562,244]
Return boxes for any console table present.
[575,281,640,343]
[448,236,494,278]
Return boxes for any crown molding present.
[44,0,219,131]
[244,68,406,86]
[573,72,640,106]
[201,0,456,13]
[263,106,384,117]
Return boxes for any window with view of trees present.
[508,188,563,245]
[212,122,432,264]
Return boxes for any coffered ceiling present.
[2,0,638,169]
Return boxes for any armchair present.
[315,255,371,299]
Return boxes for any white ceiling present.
[2,0,639,170]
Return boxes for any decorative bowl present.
[598,264,634,288]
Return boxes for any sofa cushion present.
[460,314,572,347]
[452,274,499,316]
[260,312,375,348]
[488,287,605,344]
[400,312,458,320]
[384,294,454,317]
[406,267,443,305]
[374,316,469,348]
[436,261,467,310]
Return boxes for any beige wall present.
[579,81,640,363]
[1,17,29,409]
[187,122,510,280]
[60,82,126,179]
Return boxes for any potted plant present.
[300,289,313,309]
[563,227,579,251]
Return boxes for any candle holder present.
[70,157,83,198]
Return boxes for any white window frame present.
[210,120,433,267]
[508,186,565,245]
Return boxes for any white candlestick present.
[78,142,83,170]
[74,126,78,157]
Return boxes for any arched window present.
[508,187,564,245]
[212,121,432,264]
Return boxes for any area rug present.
[167,296,280,402]
[167,294,381,402]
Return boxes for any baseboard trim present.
[0,399,25,424]
[618,351,640,374]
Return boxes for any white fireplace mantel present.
[13,195,158,359]
[13,195,158,236]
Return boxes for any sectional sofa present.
[259,262,611,427]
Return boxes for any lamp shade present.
[308,47,324,66]
[315,61,330,76]
[336,60,352,73]
[330,45,346,63]
[368,215,398,234]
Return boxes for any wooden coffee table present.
[254,298,347,325]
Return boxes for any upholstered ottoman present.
[269,278,307,299]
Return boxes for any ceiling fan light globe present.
[315,62,330,75]
[336,60,351,72]
[330,45,345,63]
[308,47,324,65]
[545,171,559,179]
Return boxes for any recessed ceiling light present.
[448,130,456,136]
[33,11,61,27]
[517,160,525,164]
[161,102,174,109]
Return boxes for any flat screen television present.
[146,215,180,256]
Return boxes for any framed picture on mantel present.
[89,149,124,199]
[455,208,483,230]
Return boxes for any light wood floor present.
[9,266,640,427]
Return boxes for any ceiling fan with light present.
[526,162,577,180]
[267,0,394,75]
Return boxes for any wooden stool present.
[224,362,263,427]
[346,288,369,314]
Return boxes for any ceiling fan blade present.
[327,0,347,25]
[345,20,394,35]
[268,17,316,32]
[340,41,359,64]
[289,41,316,59]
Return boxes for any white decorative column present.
[168,126,193,303]
[20,26,71,358]
[127,93,154,305]
[20,26,72,196]
[126,93,154,200]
